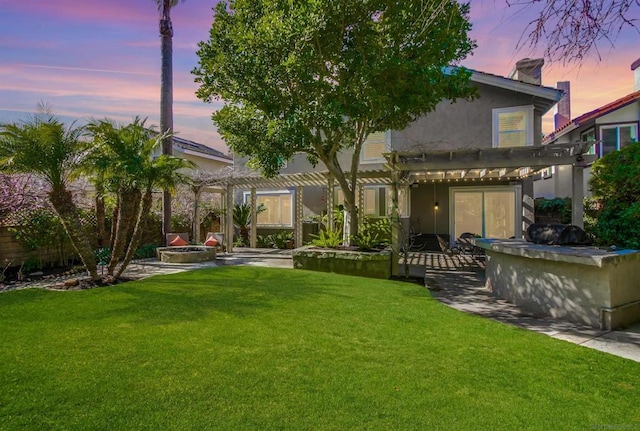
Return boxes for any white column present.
[572,166,585,228]
[226,184,234,253]
[295,187,304,248]
[250,188,257,248]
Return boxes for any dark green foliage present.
[94,247,112,266]
[9,208,75,268]
[589,142,640,249]
[272,231,294,249]
[534,197,572,224]
[256,234,274,248]
[352,217,392,250]
[310,228,343,248]
[134,243,158,259]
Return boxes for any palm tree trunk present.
[160,0,174,241]
[107,187,141,275]
[95,181,106,248]
[115,190,153,279]
[49,187,100,281]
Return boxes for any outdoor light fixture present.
[434,201,439,210]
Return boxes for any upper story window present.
[361,131,388,163]
[244,190,292,227]
[598,124,638,157]
[492,105,534,148]
[581,129,597,155]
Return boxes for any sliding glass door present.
[450,186,520,239]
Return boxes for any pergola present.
[214,141,595,258]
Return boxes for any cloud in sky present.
[0,0,638,154]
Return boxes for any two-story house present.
[224,58,592,254]
[535,58,640,200]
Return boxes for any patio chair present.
[436,234,461,256]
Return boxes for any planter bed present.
[292,245,392,279]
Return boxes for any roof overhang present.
[177,147,233,164]
[470,71,563,115]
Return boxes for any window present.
[361,131,388,163]
[450,186,520,239]
[492,106,534,148]
[334,184,406,217]
[581,129,597,155]
[244,190,292,226]
[597,124,638,157]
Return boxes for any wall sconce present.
[575,155,587,168]
[434,201,439,211]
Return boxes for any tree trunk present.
[115,190,153,279]
[192,188,201,243]
[95,181,106,248]
[160,0,174,241]
[49,187,100,281]
[107,187,141,275]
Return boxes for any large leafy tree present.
[155,0,184,241]
[588,142,640,249]
[0,114,100,281]
[194,0,476,235]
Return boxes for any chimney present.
[554,81,571,130]
[632,58,640,92]
[509,58,545,85]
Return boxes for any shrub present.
[589,142,640,249]
[310,229,342,248]
[534,197,572,224]
[352,217,391,250]
[256,234,274,248]
[272,231,294,249]
[134,244,158,259]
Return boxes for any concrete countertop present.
[473,238,640,268]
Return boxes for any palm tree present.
[115,154,192,278]
[0,113,100,281]
[155,0,184,242]
[233,203,265,245]
[87,119,145,276]
[88,117,193,278]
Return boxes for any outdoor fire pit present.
[156,246,216,263]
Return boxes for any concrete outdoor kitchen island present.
[475,239,640,330]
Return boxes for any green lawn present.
[0,267,638,430]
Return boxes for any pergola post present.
[250,187,257,248]
[390,170,400,277]
[357,183,365,227]
[295,187,304,248]
[572,165,585,228]
[225,183,234,253]
[327,177,335,232]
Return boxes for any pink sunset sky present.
[0,0,638,154]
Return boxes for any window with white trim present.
[492,106,534,148]
[243,190,293,226]
[598,124,638,157]
[334,185,407,217]
[581,129,597,155]
[361,131,388,163]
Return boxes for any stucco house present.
[534,58,640,200]
[225,58,593,255]
[170,136,233,173]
